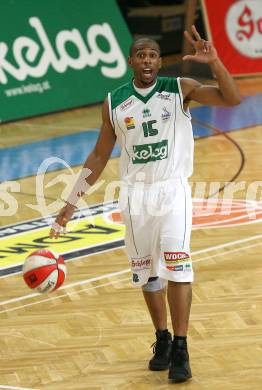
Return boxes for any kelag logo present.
[132,140,168,164]
[0,0,132,122]
[0,18,126,85]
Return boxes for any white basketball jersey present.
[108,77,194,185]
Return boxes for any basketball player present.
[50,26,241,382]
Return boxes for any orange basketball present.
[22,249,66,293]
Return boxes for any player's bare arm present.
[77,99,116,186]
[180,25,242,108]
[49,99,116,238]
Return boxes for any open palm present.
[183,25,218,64]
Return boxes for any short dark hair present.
[129,38,161,56]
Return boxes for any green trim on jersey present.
[110,77,179,109]
[131,79,161,104]
[157,77,179,94]
[110,82,133,110]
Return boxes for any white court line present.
[191,233,262,255]
[0,278,129,315]
[0,268,129,306]
[0,240,260,315]
[1,233,262,307]
[194,241,262,263]
[0,244,126,279]
[0,385,39,390]
[0,238,259,316]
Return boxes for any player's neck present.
[133,78,157,89]
[133,80,157,97]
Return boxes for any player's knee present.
[142,277,167,292]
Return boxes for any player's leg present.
[167,281,192,381]
[162,250,193,382]
[167,281,192,336]
[158,179,193,382]
[120,190,172,370]
[143,285,167,331]
[142,277,172,371]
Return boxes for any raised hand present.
[183,25,218,64]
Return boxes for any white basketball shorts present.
[119,178,194,287]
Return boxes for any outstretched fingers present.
[191,25,202,41]
[184,30,195,45]
[183,25,217,63]
[184,25,204,46]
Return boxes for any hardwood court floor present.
[0,77,262,389]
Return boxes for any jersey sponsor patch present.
[124,116,135,130]
[161,107,171,121]
[156,92,172,101]
[132,139,168,164]
[120,97,134,111]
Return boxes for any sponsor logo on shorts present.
[166,262,192,272]
[166,264,184,272]
[124,116,135,130]
[131,255,152,271]
[164,252,190,264]
[132,273,139,283]
[184,263,192,272]
[120,98,134,111]
[132,139,168,164]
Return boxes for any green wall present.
[0,0,132,122]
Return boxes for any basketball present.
[22,249,66,293]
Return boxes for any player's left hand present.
[183,25,218,64]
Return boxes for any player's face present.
[128,43,162,87]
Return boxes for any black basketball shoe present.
[149,329,172,371]
[168,338,192,382]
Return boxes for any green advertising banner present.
[0,0,132,122]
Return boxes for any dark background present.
[116,0,211,78]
